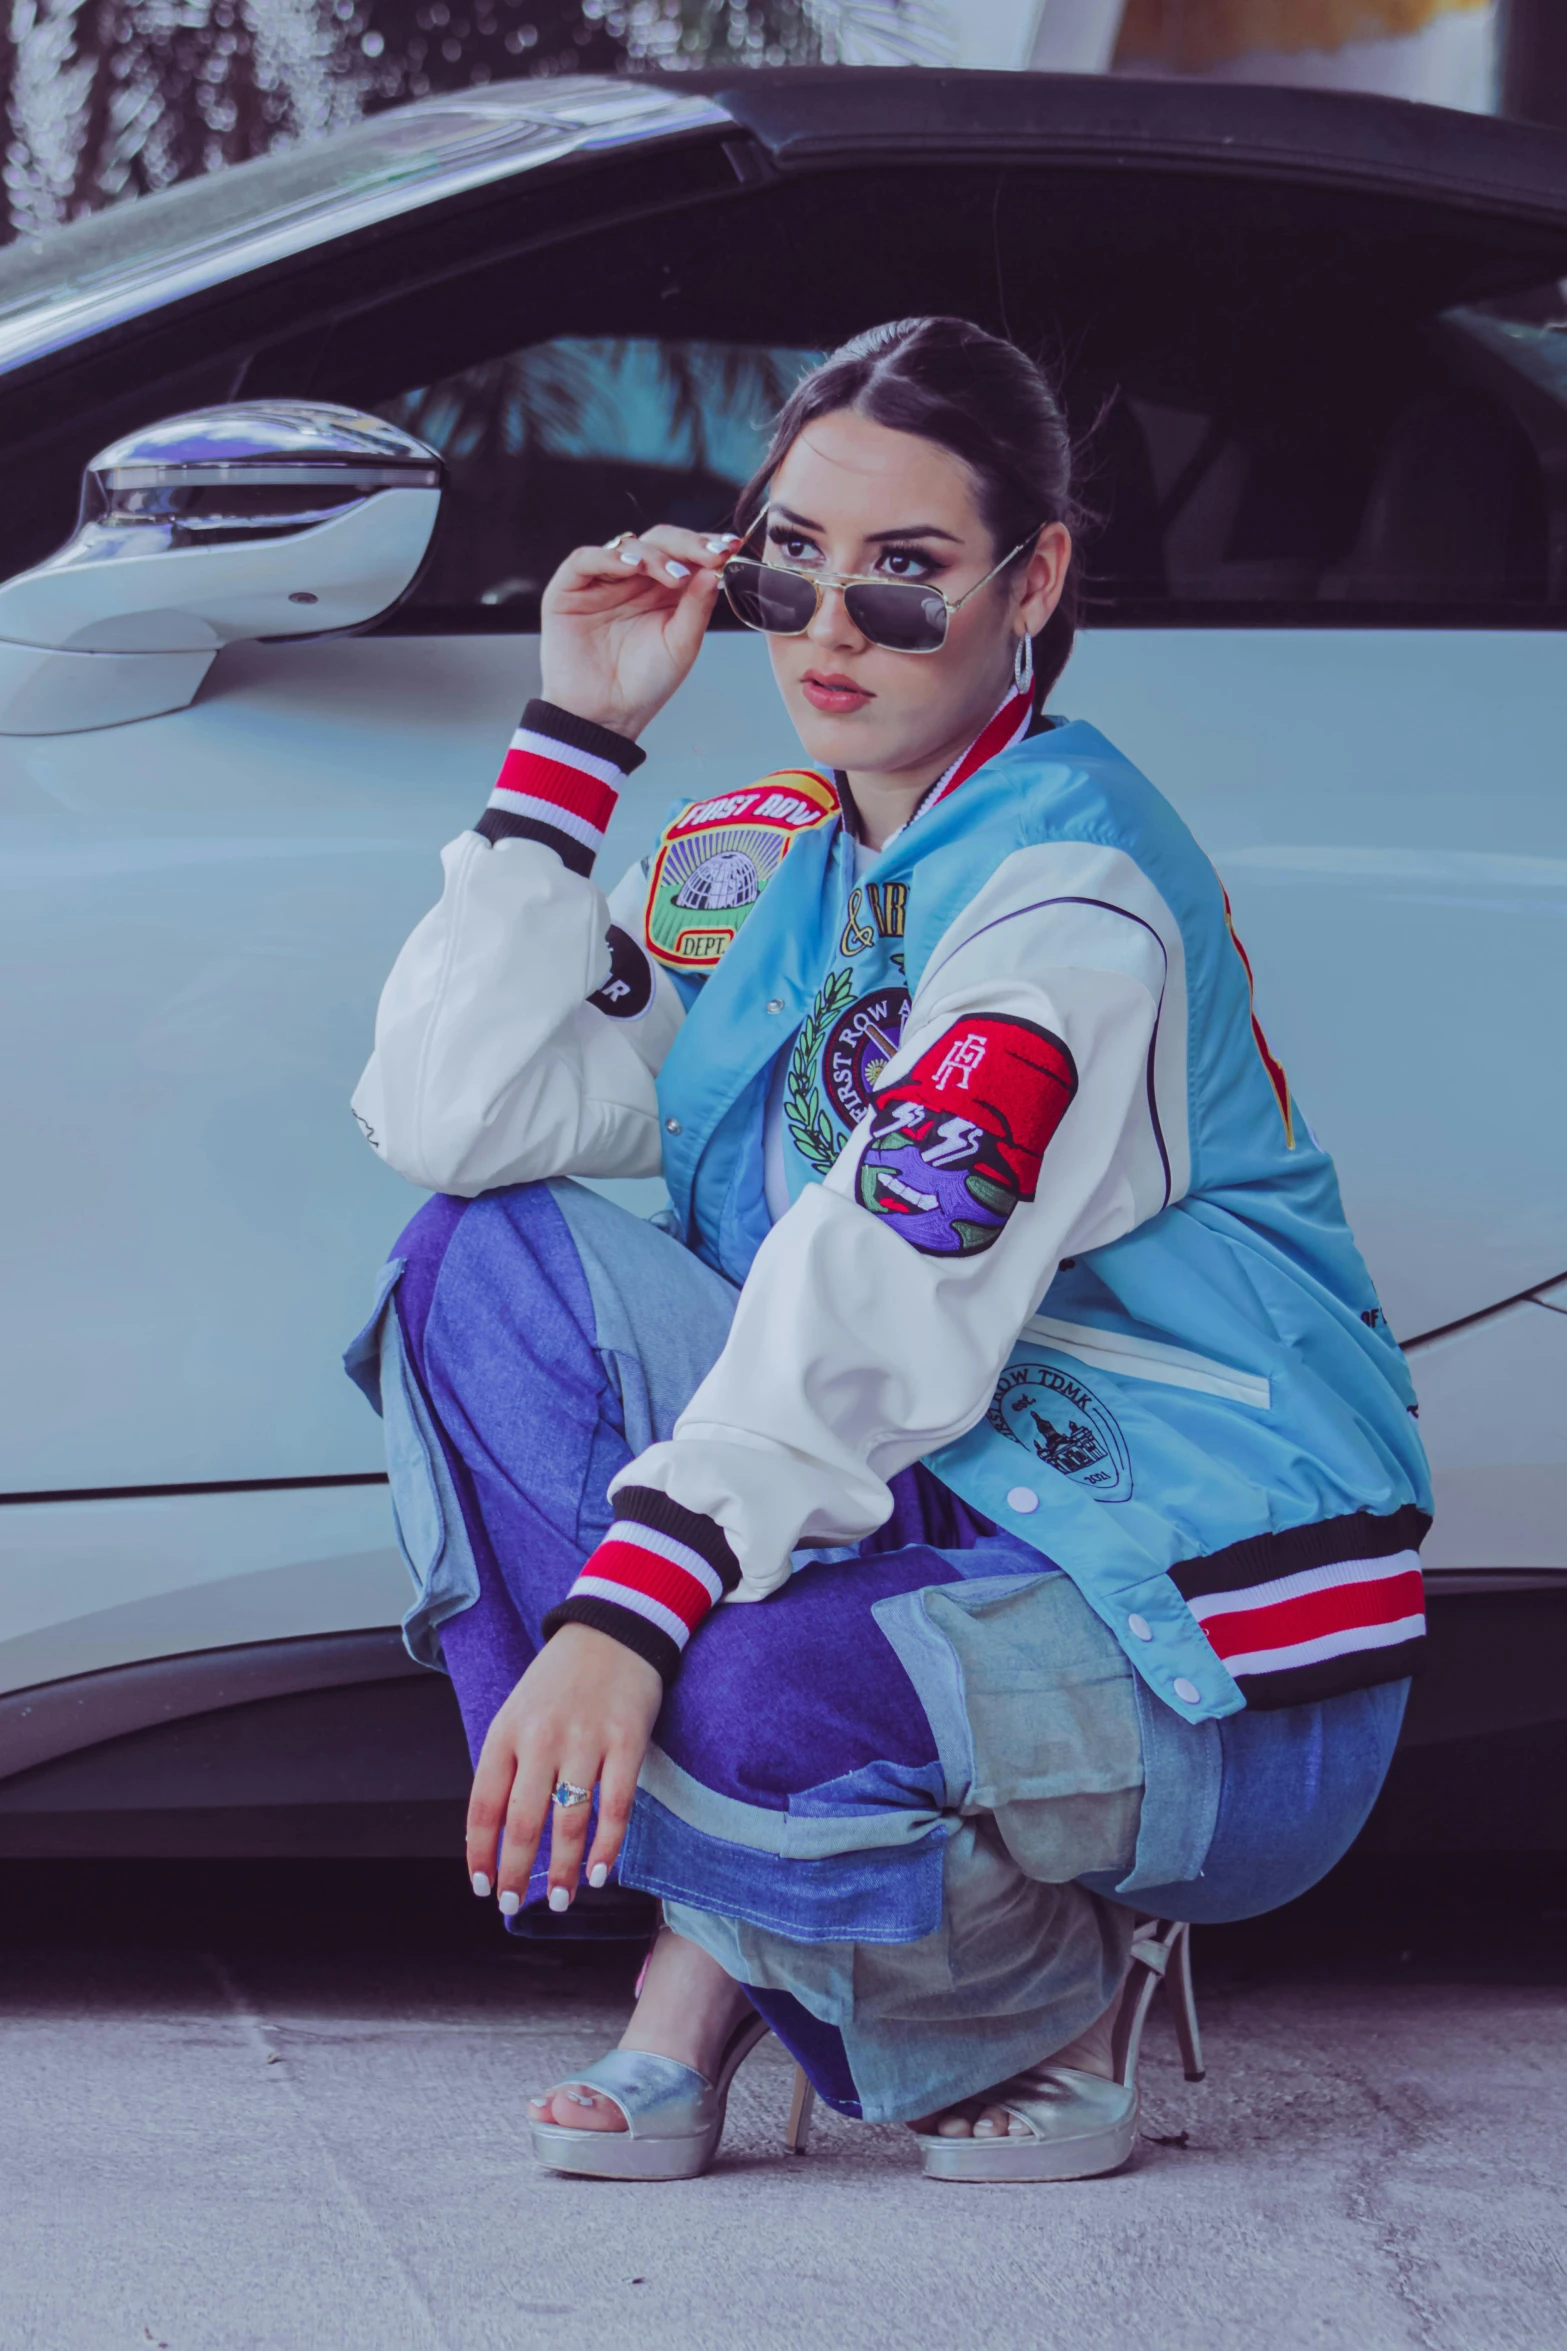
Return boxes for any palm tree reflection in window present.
[379,337,817,618]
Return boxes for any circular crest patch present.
[987,1360,1133,1502]
[821,984,910,1129]
[784,970,910,1174]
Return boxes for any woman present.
[347,318,1430,2183]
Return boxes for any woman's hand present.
[539,524,737,741]
[465,1623,663,1912]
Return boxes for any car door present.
[2,87,1563,1841]
[0,113,790,1721]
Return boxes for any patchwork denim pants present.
[346,1180,1406,2125]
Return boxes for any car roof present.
[3,67,1564,382]
[699,65,1567,220]
[0,80,730,376]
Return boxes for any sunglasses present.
[719,531,1040,657]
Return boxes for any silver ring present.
[552,1779,592,1810]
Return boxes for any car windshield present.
[0,79,724,375]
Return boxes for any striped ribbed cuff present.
[475,699,645,876]
[543,1485,741,1685]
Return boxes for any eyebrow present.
[769,503,963,545]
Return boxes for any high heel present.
[916,1917,1204,2183]
[785,2065,817,2155]
[528,2011,771,2181]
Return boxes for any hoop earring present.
[1013,633,1034,698]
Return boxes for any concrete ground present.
[2,1860,1565,2351]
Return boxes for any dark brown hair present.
[734,316,1084,702]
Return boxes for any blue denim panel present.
[1113,1672,1223,1895]
[654,1545,947,1815]
[547,1178,739,1461]
[789,1757,950,1823]
[621,1791,950,1944]
[637,1744,948,1860]
[1081,1677,1410,1923]
[343,1254,481,1668]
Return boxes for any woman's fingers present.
[465,1720,518,1895]
[584,1741,641,1887]
[631,523,740,578]
[556,524,738,596]
[495,1752,558,1916]
[543,1768,598,1908]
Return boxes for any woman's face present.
[759,408,1071,781]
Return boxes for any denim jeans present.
[346,1179,1405,2122]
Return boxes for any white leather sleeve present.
[351,835,683,1195]
[616,842,1187,1598]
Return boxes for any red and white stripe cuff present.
[542,1486,740,1684]
[1172,1504,1429,1708]
[475,699,643,876]
[1189,1554,1425,1681]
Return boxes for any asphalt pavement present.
[2,1857,1564,2351]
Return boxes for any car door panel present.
[1403,1294,1567,1572]
[1055,626,1567,1342]
[0,1484,405,1699]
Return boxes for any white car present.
[0,69,1562,1865]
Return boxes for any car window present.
[377,337,818,620]
[374,297,1567,632]
[1078,276,1567,621]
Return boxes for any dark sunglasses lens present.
[844,579,949,653]
[721,559,818,635]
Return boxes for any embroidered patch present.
[854,1014,1078,1256]
[588,924,654,1020]
[988,1361,1133,1501]
[645,771,837,973]
[783,972,910,1175]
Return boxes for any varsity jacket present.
[353,689,1432,1722]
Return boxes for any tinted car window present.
[379,337,816,616]
[373,286,1567,631]
[6,154,1567,628]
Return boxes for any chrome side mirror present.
[0,401,443,734]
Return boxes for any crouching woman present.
[346,317,1430,2182]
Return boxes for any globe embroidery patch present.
[785,971,911,1175]
[855,1013,1078,1256]
[988,1361,1133,1501]
[645,770,838,973]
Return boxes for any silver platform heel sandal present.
[528,2011,773,2181]
[913,1916,1205,2184]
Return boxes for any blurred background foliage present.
[0,0,1557,247]
[0,2,949,241]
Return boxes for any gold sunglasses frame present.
[719,528,1043,656]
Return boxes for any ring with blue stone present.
[552,1779,592,1810]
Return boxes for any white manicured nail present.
[664,560,690,579]
[617,548,641,566]
[471,1870,491,1898]
[499,1890,521,1916]
[588,1863,608,1889]
[548,1886,570,1913]
[706,535,739,550]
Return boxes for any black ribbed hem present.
[474,809,594,874]
[1234,1634,1427,1710]
[1169,1503,1431,1603]
[543,1594,682,1685]
[611,1483,741,1593]
[522,698,646,776]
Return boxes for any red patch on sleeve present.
[856,1015,1079,1257]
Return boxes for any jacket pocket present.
[1019,1313,1271,1411]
